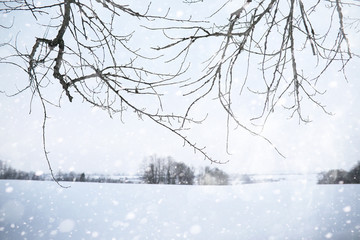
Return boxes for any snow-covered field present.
[0,179,359,240]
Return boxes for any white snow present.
[0,180,359,239]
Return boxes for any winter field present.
[0,179,359,240]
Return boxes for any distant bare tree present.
[198,166,229,185]
[347,161,360,184]
[0,1,358,186]
[141,155,194,184]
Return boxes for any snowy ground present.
[0,179,359,240]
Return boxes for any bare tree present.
[198,166,229,185]
[0,0,358,186]
[141,155,194,185]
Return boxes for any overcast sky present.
[0,1,359,175]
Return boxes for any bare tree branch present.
[0,0,358,181]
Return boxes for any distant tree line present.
[55,171,86,182]
[318,162,360,184]
[0,157,230,186]
[140,156,230,185]
[0,160,43,180]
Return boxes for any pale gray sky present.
[0,1,359,175]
